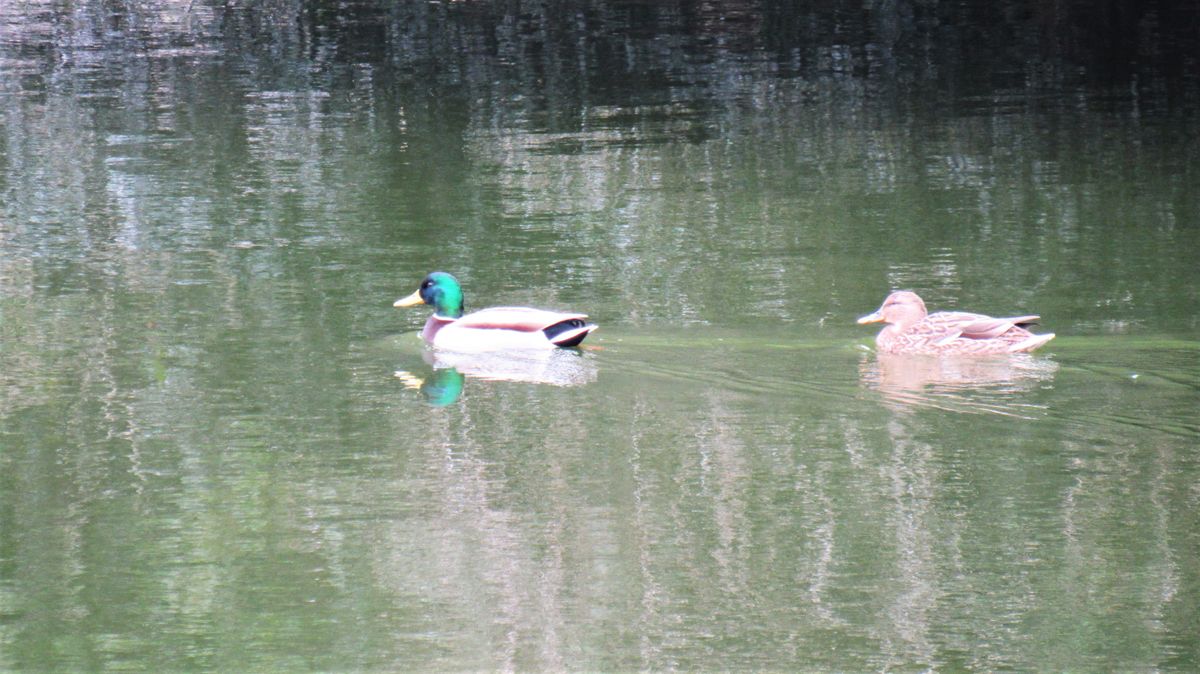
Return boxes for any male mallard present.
[394,272,597,351]
[857,290,1054,355]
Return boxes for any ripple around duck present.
[589,332,884,422]
[1031,338,1200,440]
[595,330,1197,432]
[590,328,1065,420]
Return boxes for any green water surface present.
[2,2,1198,671]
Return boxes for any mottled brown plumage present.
[858,291,1054,355]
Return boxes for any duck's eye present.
[422,280,432,288]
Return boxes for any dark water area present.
[2,1,1199,671]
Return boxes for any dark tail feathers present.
[543,318,596,347]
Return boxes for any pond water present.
[2,2,1198,671]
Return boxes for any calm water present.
[2,2,1198,671]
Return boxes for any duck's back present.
[431,307,596,351]
[455,306,589,332]
[883,311,1051,355]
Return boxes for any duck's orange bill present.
[393,290,424,307]
[857,311,883,324]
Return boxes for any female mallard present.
[857,291,1054,355]
[394,272,597,351]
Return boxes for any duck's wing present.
[455,306,590,332]
[926,311,1039,344]
[959,315,1040,339]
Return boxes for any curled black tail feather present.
[543,318,594,347]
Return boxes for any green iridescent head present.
[394,271,465,319]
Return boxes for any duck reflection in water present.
[860,352,1059,416]
[395,347,599,406]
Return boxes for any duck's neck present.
[434,302,463,320]
[431,284,464,319]
[422,314,456,343]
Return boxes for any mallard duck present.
[394,272,597,351]
[857,291,1054,355]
